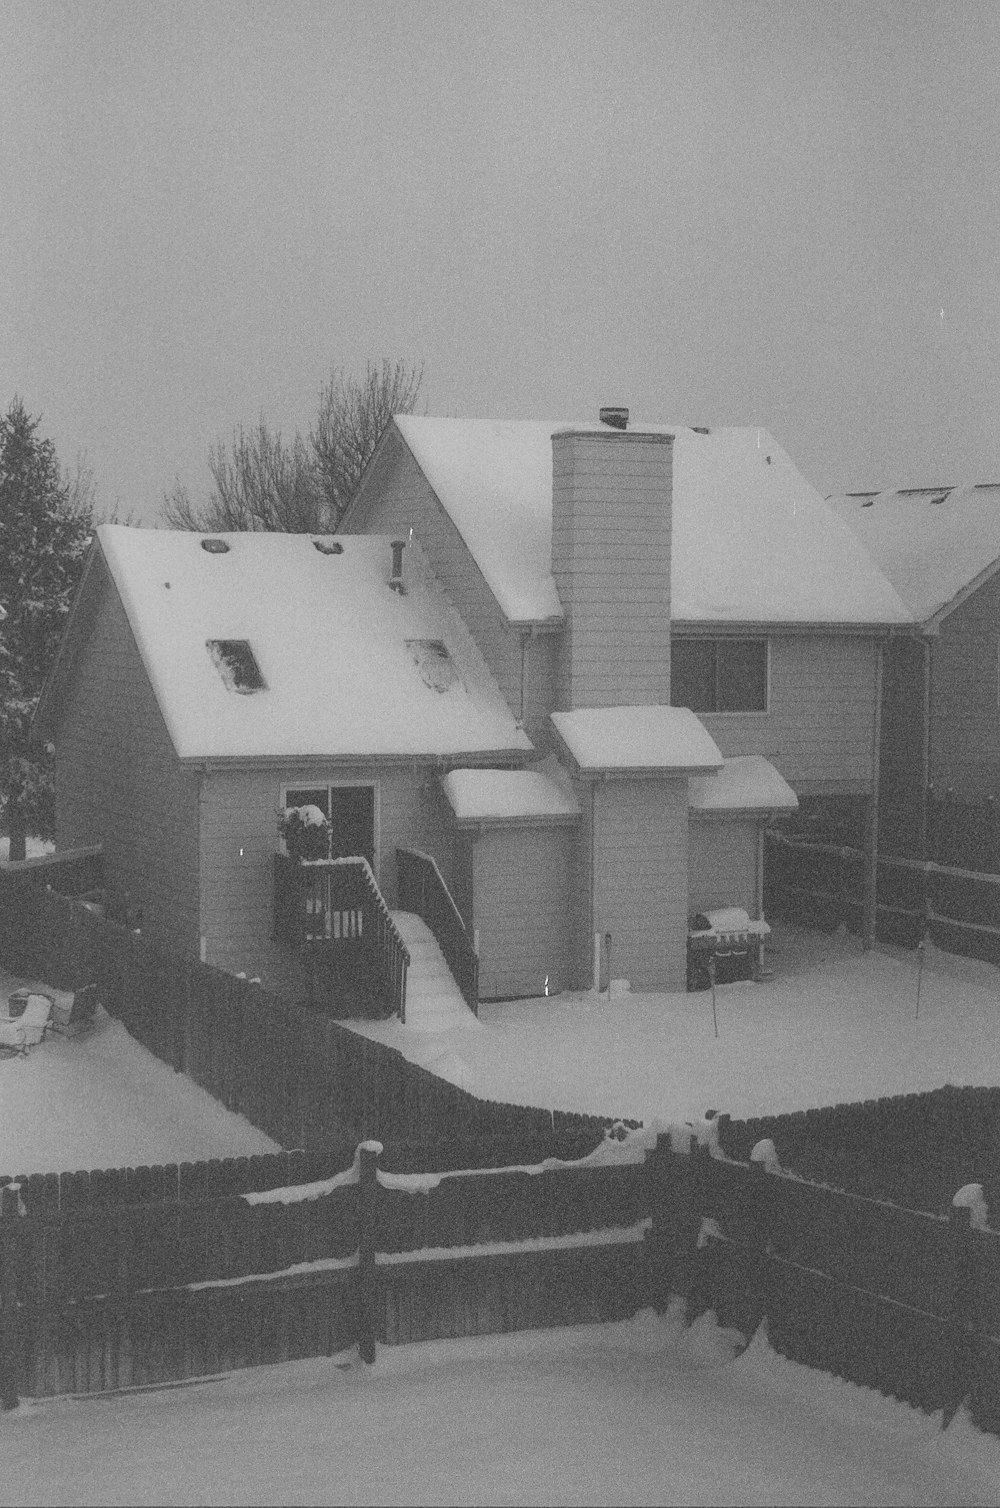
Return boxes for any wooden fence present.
[765,829,1000,965]
[0,1137,654,1403]
[716,1087,1000,1217]
[5,1127,1000,1436]
[664,1138,1000,1437]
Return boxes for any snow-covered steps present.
[391,911,477,1032]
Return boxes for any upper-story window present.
[670,637,768,713]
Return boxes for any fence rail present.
[397,847,478,1016]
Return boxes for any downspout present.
[864,641,884,950]
[920,635,932,862]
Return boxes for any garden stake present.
[915,935,925,1020]
[709,953,718,1038]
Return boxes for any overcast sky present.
[3,0,1000,522]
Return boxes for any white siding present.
[472,827,573,999]
[198,762,458,985]
[551,431,672,709]
[688,818,759,916]
[931,571,1000,798]
[693,634,879,793]
[591,778,689,991]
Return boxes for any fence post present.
[646,1131,698,1317]
[357,1141,382,1365]
[1,1183,22,1411]
[942,1198,980,1428]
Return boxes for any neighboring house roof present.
[45,526,532,762]
[388,416,913,628]
[828,484,1000,624]
[689,755,798,814]
[551,706,723,775]
[441,766,581,826]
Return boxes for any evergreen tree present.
[0,399,93,859]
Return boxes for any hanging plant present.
[278,804,330,863]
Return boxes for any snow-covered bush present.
[278,804,330,862]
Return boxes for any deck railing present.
[397,847,478,1016]
[274,855,410,1019]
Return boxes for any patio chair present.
[0,993,53,1056]
[49,983,101,1038]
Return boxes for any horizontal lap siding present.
[931,573,1000,798]
[552,434,672,710]
[592,779,688,990]
[54,568,199,957]
[472,828,573,999]
[688,818,759,915]
[346,436,548,742]
[695,634,878,792]
[199,763,458,982]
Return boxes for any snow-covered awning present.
[689,755,798,815]
[441,766,580,826]
[550,706,723,776]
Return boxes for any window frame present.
[279,778,380,875]
[670,636,770,715]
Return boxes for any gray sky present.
[3,0,1000,522]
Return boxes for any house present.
[37,412,910,1012]
[341,413,912,990]
[829,483,1000,845]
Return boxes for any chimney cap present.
[599,406,628,431]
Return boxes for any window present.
[282,783,376,867]
[207,639,265,693]
[671,638,768,713]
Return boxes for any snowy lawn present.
[2,1304,998,1507]
[0,968,279,1175]
[350,923,1000,1124]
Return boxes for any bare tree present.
[161,359,423,533]
[311,360,423,527]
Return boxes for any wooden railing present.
[397,847,478,1016]
[274,855,410,1020]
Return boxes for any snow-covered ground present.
[0,975,278,1176]
[0,836,54,861]
[351,924,1000,1124]
[2,1303,998,1507]
[2,925,1000,1502]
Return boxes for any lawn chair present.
[49,983,101,1038]
[0,993,53,1056]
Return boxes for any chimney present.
[551,425,672,709]
[389,539,406,593]
[599,406,629,431]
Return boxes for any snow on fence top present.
[93,527,532,761]
[394,416,913,627]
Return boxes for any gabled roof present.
[387,416,913,628]
[42,526,532,762]
[828,484,1000,624]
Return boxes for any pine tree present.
[0,399,93,859]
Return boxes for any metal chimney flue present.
[599,406,629,430]
[389,539,407,593]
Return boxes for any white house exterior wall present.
[688,817,759,916]
[690,633,879,793]
[471,826,573,999]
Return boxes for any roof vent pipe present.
[389,539,407,594]
[599,407,629,430]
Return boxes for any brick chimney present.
[551,425,672,709]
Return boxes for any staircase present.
[391,912,477,1031]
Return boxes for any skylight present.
[405,639,462,694]
[313,539,343,555]
[207,639,266,694]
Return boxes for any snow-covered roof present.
[441,766,580,825]
[550,706,723,775]
[393,416,912,627]
[689,755,798,814]
[828,484,1000,623]
[90,527,532,761]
